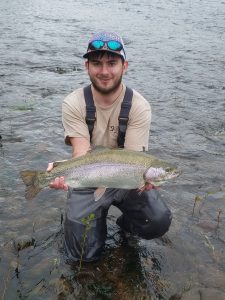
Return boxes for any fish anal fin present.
[94,187,107,201]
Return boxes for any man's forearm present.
[70,137,91,158]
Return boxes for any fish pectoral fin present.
[94,187,107,201]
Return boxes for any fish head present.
[144,164,180,185]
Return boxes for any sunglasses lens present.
[88,40,123,52]
[90,40,104,49]
[107,40,122,51]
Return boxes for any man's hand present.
[138,182,159,194]
[144,182,159,190]
[46,137,90,191]
[47,163,69,191]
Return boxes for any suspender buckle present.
[118,117,129,125]
[85,117,96,125]
[118,117,129,134]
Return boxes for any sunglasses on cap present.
[88,40,123,52]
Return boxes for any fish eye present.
[165,167,172,172]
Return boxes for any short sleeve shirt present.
[62,84,151,151]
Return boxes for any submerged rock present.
[13,235,34,251]
[181,287,225,300]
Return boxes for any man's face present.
[85,53,128,94]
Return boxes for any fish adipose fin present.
[94,187,107,201]
[20,170,42,200]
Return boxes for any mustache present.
[98,76,111,80]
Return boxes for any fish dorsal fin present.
[89,146,110,153]
[52,147,110,167]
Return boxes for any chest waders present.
[64,86,172,263]
[84,84,133,147]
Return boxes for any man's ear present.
[85,60,89,70]
[122,60,128,75]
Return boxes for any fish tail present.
[20,170,42,200]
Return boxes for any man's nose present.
[100,64,109,74]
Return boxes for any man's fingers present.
[147,183,159,190]
[49,176,68,190]
[63,184,69,191]
[58,176,64,187]
[47,163,68,191]
[47,162,54,172]
[49,177,59,188]
[138,182,160,191]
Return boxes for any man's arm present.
[48,89,91,189]
[48,137,91,189]
[70,137,91,157]
[124,108,151,151]
[123,91,151,151]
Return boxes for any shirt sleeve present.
[62,93,90,145]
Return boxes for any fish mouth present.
[163,170,180,180]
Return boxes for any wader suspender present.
[84,85,96,142]
[83,85,133,148]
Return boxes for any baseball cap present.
[83,31,126,60]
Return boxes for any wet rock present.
[88,282,114,299]
[54,275,74,297]
[180,287,225,300]
[13,235,34,251]
[200,266,225,288]
[0,134,24,143]
[197,220,218,232]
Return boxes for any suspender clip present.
[85,117,96,124]
[118,117,129,124]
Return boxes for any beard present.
[89,74,123,95]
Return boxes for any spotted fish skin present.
[20,148,180,200]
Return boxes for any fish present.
[20,147,180,201]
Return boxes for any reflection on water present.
[1,0,225,299]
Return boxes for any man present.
[48,31,172,263]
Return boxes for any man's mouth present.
[99,77,111,82]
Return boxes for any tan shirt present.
[62,84,151,151]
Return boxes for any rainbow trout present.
[20,148,180,201]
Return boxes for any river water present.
[1,0,225,299]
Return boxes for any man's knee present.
[116,189,172,240]
[133,190,172,239]
[138,208,172,239]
